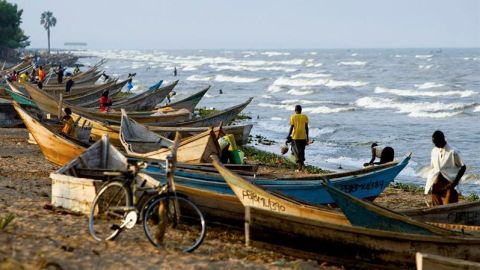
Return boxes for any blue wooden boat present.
[143,155,411,206]
[322,179,456,236]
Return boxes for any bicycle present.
[88,136,206,252]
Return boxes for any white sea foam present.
[414,82,444,89]
[337,61,367,66]
[415,54,433,59]
[309,52,318,55]
[214,75,263,83]
[182,66,198,71]
[267,85,284,93]
[351,53,358,56]
[270,117,284,121]
[309,127,337,137]
[209,64,296,72]
[261,95,272,99]
[291,73,331,78]
[257,102,292,110]
[186,75,213,81]
[261,51,290,57]
[356,97,469,118]
[287,88,314,96]
[374,86,476,98]
[474,106,480,112]
[303,106,355,114]
[271,77,368,89]
[324,156,364,169]
[418,65,433,69]
[394,55,403,58]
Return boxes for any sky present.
[8,0,480,50]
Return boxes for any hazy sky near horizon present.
[8,0,480,50]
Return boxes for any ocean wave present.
[291,73,331,78]
[418,65,434,69]
[351,53,358,56]
[270,117,284,121]
[186,75,213,81]
[209,64,296,72]
[287,88,314,96]
[305,63,323,67]
[261,95,272,99]
[309,127,337,137]
[414,82,444,89]
[261,51,290,57]
[356,96,471,118]
[267,85,285,93]
[272,77,368,88]
[303,106,356,114]
[309,52,318,55]
[258,102,353,114]
[337,61,367,66]
[182,66,198,71]
[474,106,480,112]
[214,74,263,83]
[374,86,476,98]
[415,54,433,59]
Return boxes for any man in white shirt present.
[425,130,466,205]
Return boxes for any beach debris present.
[0,213,15,230]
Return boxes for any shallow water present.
[73,48,480,194]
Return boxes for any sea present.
[72,48,480,195]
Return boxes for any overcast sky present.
[9,0,480,50]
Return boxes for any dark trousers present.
[292,140,307,164]
[432,174,458,206]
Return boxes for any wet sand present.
[0,127,435,269]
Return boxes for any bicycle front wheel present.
[143,195,206,252]
[89,181,132,241]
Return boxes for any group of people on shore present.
[285,105,466,206]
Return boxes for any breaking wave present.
[374,86,476,98]
[337,61,367,66]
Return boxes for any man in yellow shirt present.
[18,71,29,83]
[287,105,309,171]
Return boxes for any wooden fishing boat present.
[400,201,480,226]
[13,102,87,166]
[416,252,480,270]
[0,99,22,127]
[21,82,191,124]
[210,156,480,269]
[5,88,38,107]
[322,177,456,236]
[64,79,128,106]
[157,86,209,112]
[49,135,128,214]
[42,77,114,94]
[154,97,253,127]
[120,110,220,163]
[145,155,411,206]
[108,80,177,111]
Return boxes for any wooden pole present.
[245,206,251,247]
[57,93,63,119]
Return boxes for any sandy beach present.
[0,127,444,269]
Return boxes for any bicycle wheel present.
[143,194,206,252]
[89,181,132,241]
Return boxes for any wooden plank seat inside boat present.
[73,168,125,180]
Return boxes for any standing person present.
[287,105,309,171]
[425,130,467,206]
[61,107,75,136]
[173,66,177,77]
[56,65,64,83]
[10,70,18,82]
[127,77,134,92]
[364,143,395,166]
[99,90,112,112]
[30,68,37,83]
[38,66,46,82]
[65,76,74,93]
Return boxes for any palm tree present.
[40,11,57,54]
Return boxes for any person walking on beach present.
[173,66,177,77]
[287,105,309,171]
[364,143,395,166]
[425,130,466,206]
